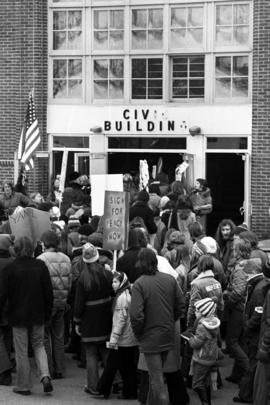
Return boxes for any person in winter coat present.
[0,236,53,395]
[38,231,72,379]
[0,182,31,217]
[189,179,212,232]
[130,248,185,405]
[168,195,196,240]
[185,297,220,405]
[129,190,157,236]
[253,282,270,405]
[97,272,138,399]
[187,255,224,328]
[74,243,113,395]
[233,263,270,404]
[0,234,15,386]
[224,239,262,384]
[215,219,236,276]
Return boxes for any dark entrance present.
[206,153,245,236]
[108,152,184,183]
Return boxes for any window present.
[53,10,82,50]
[215,55,249,98]
[172,56,204,99]
[170,6,204,48]
[216,3,250,46]
[93,9,124,51]
[53,58,82,98]
[132,58,163,99]
[93,59,124,99]
[132,9,163,49]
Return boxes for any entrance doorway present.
[206,153,244,236]
[52,151,90,187]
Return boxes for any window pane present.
[94,10,108,29]
[53,32,66,50]
[216,27,232,45]
[53,80,67,98]
[109,80,124,98]
[173,58,188,77]
[149,9,163,28]
[216,57,231,76]
[68,59,82,77]
[188,7,203,27]
[132,59,146,78]
[110,10,124,29]
[53,60,67,78]
[234,4,249,24]
[207,137,247,149]
[132,80,146,98]
[216,78,231,97]
[68,79,82,98]
[132,10,147,28]
[110,60,123,78]
[148,80,163,98]
[68,11,81,29]
[234,26,249,45]
[148,59,163,78]
[53,11,66,30]
[216,5,232,25]
[94,31,108,50]
[189,84,204,98]
[187,28,203,46]
[132,31,146,49]
[94,60,108,79]
[171,29,186,48]
[148,30,163,48]
[171,8,186,28]
[94,81,108,98]
[233,56,248,76]
[232,78,248,97]
[173,81,187,98]
[68,31,82,50]
[109,31,124,50]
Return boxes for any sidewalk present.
[0,354,240,405]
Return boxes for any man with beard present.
[215,219,236,278]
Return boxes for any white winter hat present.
[200,237,217,255]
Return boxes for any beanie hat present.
[200,237,217,254]
[137,190,149,203]
[82,242,99,263]
[168,231,185,245]
[68,216,81,229]
[195,298,216,317]
[160,196,170,209]
[0,234,14,251]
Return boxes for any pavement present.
[0,354,241,405]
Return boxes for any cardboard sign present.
[9,207,51,245]
[91,174,123,216]
[103,191,129,251]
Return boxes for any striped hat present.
[195,298,216,317]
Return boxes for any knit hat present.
[52,220,66,231]
[195,298,216,317]
[82,242,99,263]
[0,234,14,251]
[160,196,170,209]
[200,237,217,254]
[137,190,149,203]
[68,216,81,229]
[168,231,185,245]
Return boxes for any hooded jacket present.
[189,315,220,366]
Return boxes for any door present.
[206,153,245,236]
[74,153,90,176]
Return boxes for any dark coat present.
[0,257,53,327]
[0,252,14,326]
[130,272,185,353]
[73,262,113,343]
[116,247,142,283]
[129,201,157,235]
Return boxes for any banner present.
[90,174,123,216]
[103,191,129,251]
[9,207,51,245]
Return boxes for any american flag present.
[18,89,41,171]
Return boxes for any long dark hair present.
[80,262,106,292]
[215,219,235,247]
[137,248,158,275]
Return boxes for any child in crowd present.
[185,297,220,405]
[97,272,138,399]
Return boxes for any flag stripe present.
[21,138,40,163]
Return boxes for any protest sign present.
[9,207,51,245]
[139,160,149,191]
[90,174,123,216]
[103,191,129,252]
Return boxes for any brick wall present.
[252,0,270,239]
[0,1,48,194]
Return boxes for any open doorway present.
[206,153,244,236]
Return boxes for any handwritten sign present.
[90,174,123,216]
[103,191,129,251]
[9,207,51,245]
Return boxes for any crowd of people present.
[0,169,269,405]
